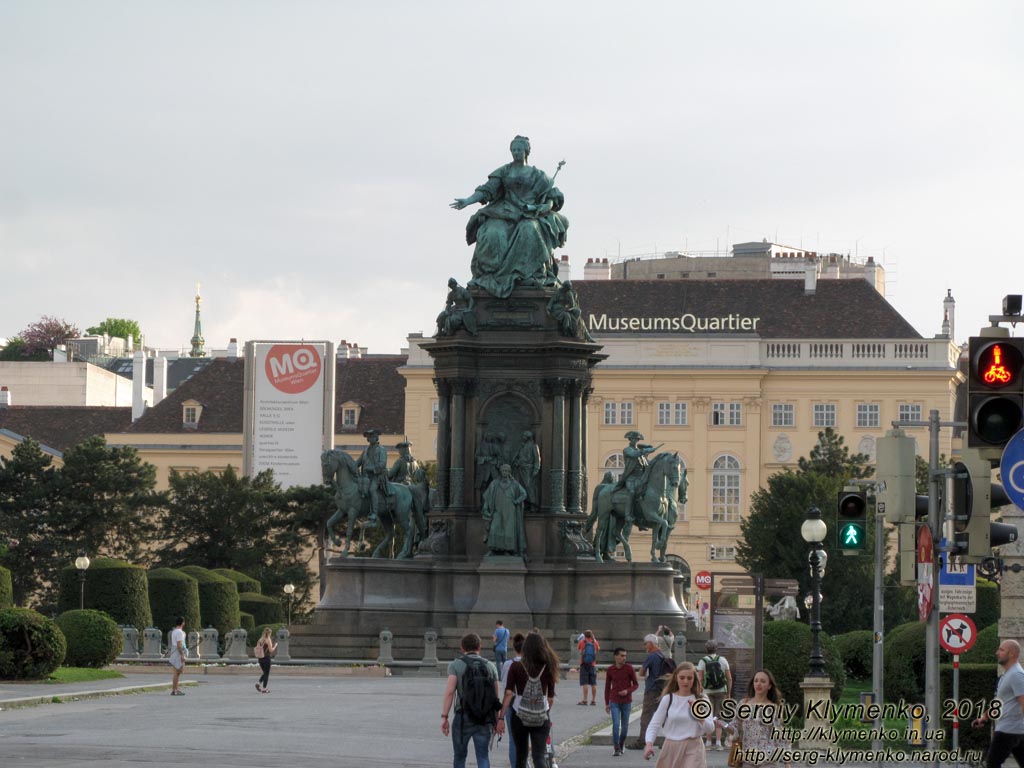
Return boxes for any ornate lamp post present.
[800,507,828,677]
[74,551,91,610]
[283,583,295,627]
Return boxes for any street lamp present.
[800,507,828,677]
[283,583,295,627]
[74,551,91,610]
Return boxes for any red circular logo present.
[264,344,322,394]
[695,571,712,590]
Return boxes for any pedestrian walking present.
[972,639,1024,768]
[577,629,600,705]
[493,620,511,667]
[605,646,639,756]
[643,662,714,767]
[696,640,732,750]
[721,669,791,767]
[627,633,675,750]
[253,627,277,693]
[441,633,501,768]
[500,632,527,768]
[498,631,560,768]
[168,616,187,696]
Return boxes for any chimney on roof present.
[0,386,10,408]
[584,257,611,281]
[804,259,818,295]
[227,338,239,359]
[559,254,571,281]
[943,289,956,341]
[132,350,147,422]
[154,355,168,405]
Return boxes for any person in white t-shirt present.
[168,617,187,696]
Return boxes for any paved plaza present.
[0,668,743,768]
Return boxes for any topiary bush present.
[147,568,201,634]
[0,607,66,679]
[0,565,12,609]
[884,621,926,703]
[834,629,873,680]
[56,558,152,630]
[763,620,845,712]
[974,579,1000,631]
[55,609,122,668]
[240,611,256,637]
[178,566,239,639]
[959,622,999,665]
[212,568,261,595]
[239,593,284,627]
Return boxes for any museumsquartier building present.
[399,264,961,591]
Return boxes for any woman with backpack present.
[253,627,277,693]
[643,662,714,767]
[497,631,560,768]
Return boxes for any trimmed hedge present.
[212,568,261,595]
[883,621,926,703]
[240,611,256,637]
[941,663,994,753]
[0,565,12,609]
[974,579,1000,631]
[239,593,284,627]
[834,629,873,680]
[148,568,201,634]
[56,609,122,668]
[0,607,66,679]
[763,620,845,712]
[56,558,152,630]
[178,566,239,639]
[960,623,999,665]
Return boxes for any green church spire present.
[189,282,206,358]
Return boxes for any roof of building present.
[101,357,215,392]
[0,406,133,454]
[120,355,408,435]
[573,279,923,339]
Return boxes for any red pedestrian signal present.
[968,336,1024,450]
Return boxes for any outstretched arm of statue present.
[451,191,486,210]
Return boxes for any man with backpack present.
[696,639,733,751]
[626,633,676,750]
[441,633,501,768]
[577,629,600,705]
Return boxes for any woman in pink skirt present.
[643,662,715,768]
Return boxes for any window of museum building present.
[182,400,203,429]
[711,401,742,426]
[898,403,922,422]
[771,403,795,428]
[813,403,836,428]
[604,452,625,479]
[711,455,741,522]
[709,545,737,561]
[603,401,634,426]
[856,403,881,429]
[431,400,440,425]
[657,401,688,426]
[342,408,357,427]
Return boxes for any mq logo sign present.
[695,571,712,590]
[264,344,322,394]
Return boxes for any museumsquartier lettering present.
[587,312,761,332]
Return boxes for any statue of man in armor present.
[356,428,392,527]
[512,430,541,511]
[614,430,656,525]
[389,440,429,538]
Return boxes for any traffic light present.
[837,487,867,554]
[949,448,1019,563]
[968,334,1024,454]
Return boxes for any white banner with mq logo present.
[243,341,335,489]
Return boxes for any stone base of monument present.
[289,554,686,662]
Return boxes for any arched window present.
[603,452,625,481]
[711,454,741,522]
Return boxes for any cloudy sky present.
[2,1,1022,355]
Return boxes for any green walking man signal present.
[837,488,867,553]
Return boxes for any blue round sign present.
[1000,428,1024,511]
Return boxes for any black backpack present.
[460,655,501,725]
[703,654,726,690]
[659,652,676,678]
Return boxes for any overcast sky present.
[2,2,1022,355]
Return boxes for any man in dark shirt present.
[605,647,639,755]
[627,634,668,750]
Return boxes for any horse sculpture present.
[320,448,419,559]
[587,451,685,563]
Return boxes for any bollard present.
[187,630,201,662]
[378,628,394,664]
[275,628,291,662]
[569,632,580,665]
[139,627,163,660]
[117,626,140,660]
[672,635,687,662]
[423,629,439,665]
[200,627,221,661]
[227,628,249,661]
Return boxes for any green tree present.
[19,315,80,358]
[85,318,142,345]
[737,428,877,634]
[0,336,49,361]
[52,436,163,566]
[0,439,59,606]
